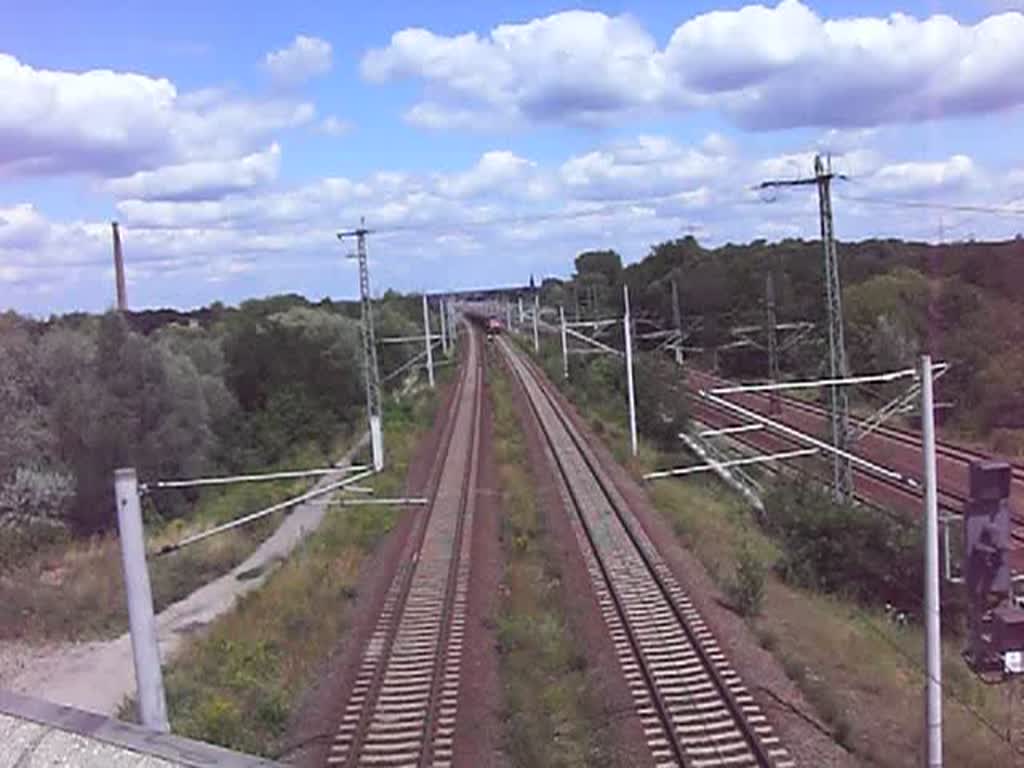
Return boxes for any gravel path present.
[0,434,368,717]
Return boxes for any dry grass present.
[490,350,612,768]
[0,442,342,642]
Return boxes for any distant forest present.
[538,236,1024,449]
[0,293,421,534]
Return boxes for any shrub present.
[729,541,766,617]
[762,480,942,619]
[633,355,690,450]
[0,467,74,524]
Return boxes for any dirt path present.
[1,434,368,717]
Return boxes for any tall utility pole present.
[920,355,943,768]
[765,272,781,414]
[817,155,853,500]
[112,221,127,312]
[338,219,384,472]
[758,155,852,500]
[670,277,684,366]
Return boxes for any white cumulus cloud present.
[560,135,734,201]
[437,150,544,199]
[863,155,978,195]
[318,116,353,136]
[363,10,663,127]
[0,203,51,249]
[0,53,314,179]
[108,144,282,201]
[7,136,1024,312]
[362,2,1024,131]
[265,35,333,86]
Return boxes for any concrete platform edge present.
[0,689,280,767]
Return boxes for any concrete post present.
[448,300,457,351]
[114,468,169,733]
[440,297,448,355]
[422,294,435,388]
[532,294,540,354]
[671,277,683,366]
[370,415,384,471]
[624,285,638,457]
[559,305,569,380]
[921,355,943,767]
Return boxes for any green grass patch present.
[489,348,612,768]
[153,383,439,757]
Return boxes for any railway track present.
[326,323,483,767]
[499,336,793,768]
[691,367,1024,480]
[686,368,1024,554]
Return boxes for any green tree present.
[223,306,362,465]
[574,249,622,286]
[844,266,927,373]
[976,350,1024,430]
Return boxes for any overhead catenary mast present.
[765,272,781,414]
[338,218,384,471]
[757,155,852,500]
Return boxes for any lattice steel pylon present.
[815,155,853,500]
[339,218,384,471]
[757,154,853,500]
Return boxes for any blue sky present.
[2,1,1024,314]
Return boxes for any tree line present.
[0,293,421,535]
[539,237,1024,445]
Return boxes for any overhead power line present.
[837,192,1024,218]
[368,196,704,236]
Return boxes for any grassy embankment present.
[0,437,353,642]
[153,362,450,756]
[488,345,613,767]
[521,332,1018,768]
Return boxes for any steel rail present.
[327,324,482,768]
[691,368,1024,481]
[501,338,788,768]
[689,368,1024,545]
